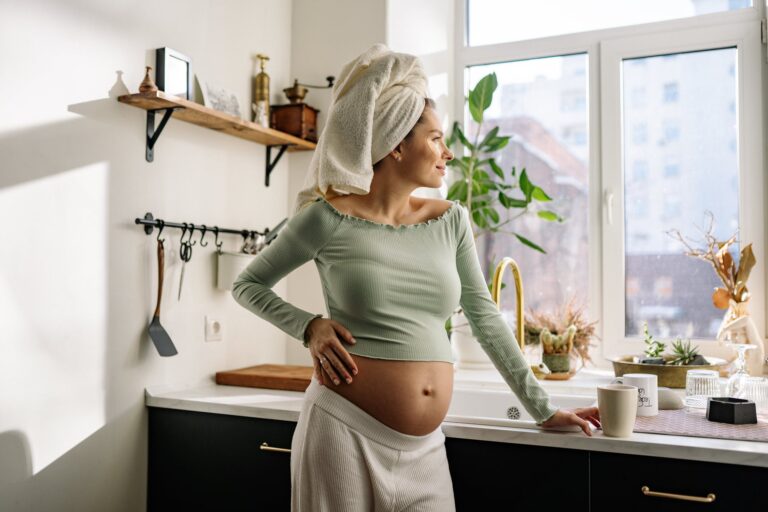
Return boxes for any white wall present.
[0,0,297,510]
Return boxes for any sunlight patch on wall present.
[0,162,108,474]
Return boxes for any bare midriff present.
[322,354,454,436]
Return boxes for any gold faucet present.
[491,257,525,351]
[491,257,548,378]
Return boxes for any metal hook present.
[156,219,165,243]
[199,225,209,247]
[213,226,223,255]
[179,223,188,249]
[186,223,197,246]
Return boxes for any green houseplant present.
[444,72,562,253]
[444,72,564,367]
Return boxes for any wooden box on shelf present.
[270,103,318,142]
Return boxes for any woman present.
[233,44,599,512]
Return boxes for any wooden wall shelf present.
[117,91,316,186]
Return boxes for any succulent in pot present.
[540,325,576,374]
[640,322,666,364]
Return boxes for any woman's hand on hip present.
[540,407,601,436]
[304,318,359,386]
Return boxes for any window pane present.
[468,0,752,47]
[622,48,739,339]
[465,54,589,323]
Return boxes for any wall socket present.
[204,316,223,342]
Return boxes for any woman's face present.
[399,107,454,189]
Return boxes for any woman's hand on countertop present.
[540,407,601,436]
[305,318,359,386]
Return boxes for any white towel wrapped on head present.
[293,43,429,214]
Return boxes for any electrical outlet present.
[205,316,223,342]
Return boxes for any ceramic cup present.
[613,373,658,417]
[597,384,638,437]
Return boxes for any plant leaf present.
[479,127,499,149]
[469,73,497,120]
[519,169,534,202]
[735,243,756,285]
[484,136,510,152]
[514,233,546,253]
[453,124,476,152]
[537,210,562,222]
[488,159,504,179]
[447,180,468,201]
[532,186,552,202]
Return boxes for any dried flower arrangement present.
[666,211,755,314]
[523,296,598,369]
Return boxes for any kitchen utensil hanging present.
[148,222,178,357]
[135,212,288,357]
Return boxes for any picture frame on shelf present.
[204,82,242,119]
[155,47,192,100]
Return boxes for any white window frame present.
[453,0,767,366]
[601,19,765,358]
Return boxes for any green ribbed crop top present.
[231,196,557,423]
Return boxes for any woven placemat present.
[633,408,768,442]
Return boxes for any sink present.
[445,387,597,432]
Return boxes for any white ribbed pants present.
[290,376,456,512]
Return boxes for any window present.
[632,160,648,182]
[662,119,680,144]
[663,162,680,177]
[466,54,589,317]
[467,0,753,46]
[663,82,679,103]
[458,1,765,360]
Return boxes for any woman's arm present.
[454,207,558,424]
[231,202,341,343]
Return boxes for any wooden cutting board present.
[215,364,313,392]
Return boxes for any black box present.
[706,397,757,424]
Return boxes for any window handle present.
[604,190,614,225]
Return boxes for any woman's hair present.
[374,97,436,169]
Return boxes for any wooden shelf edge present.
[117,91,316,151]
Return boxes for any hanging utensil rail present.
[135,212,286,250]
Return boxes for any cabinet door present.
[445,438,589,510]
[590,451,767,511]
[148,408,295,511]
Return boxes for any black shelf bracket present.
[266,144,293,187]
[146,107,184,162]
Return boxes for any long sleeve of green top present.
[231,197,558,423]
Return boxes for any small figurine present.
[139,66,158,94]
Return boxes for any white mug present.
[613,373,658,417]
[597,384,638,437]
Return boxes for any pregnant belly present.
[322,354,454,436]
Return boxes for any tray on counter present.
[216,364,313,392]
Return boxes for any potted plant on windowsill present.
[523,296,598,378]
[611,322,728,388]
[443,72,563,369]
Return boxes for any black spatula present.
[148,238,178,356]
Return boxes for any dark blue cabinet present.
[148,409,767,511]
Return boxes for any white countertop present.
[145,369,768,469]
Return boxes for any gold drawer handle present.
[641,486,716,503]
[260,442,291,454]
